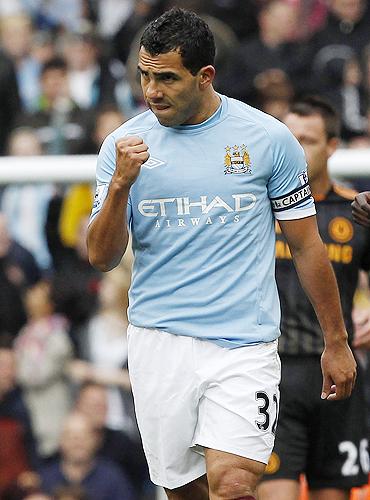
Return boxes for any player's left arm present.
[279,215,357,400]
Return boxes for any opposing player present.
[259,96,370,500]
[87,9,356,500]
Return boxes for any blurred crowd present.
[0,0,370,499]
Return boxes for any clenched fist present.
[113,136,149,187]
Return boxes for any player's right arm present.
[87,136,149,272]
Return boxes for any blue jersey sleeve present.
[89,133,132,226]
[90,134,115,223]
[267,123,316,220]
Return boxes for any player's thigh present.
[258,479,300,500]
[205,448,266,497]
[306,364,369,491]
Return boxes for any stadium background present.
[0,1,369,499]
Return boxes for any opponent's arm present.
[87,136,149,272]
[279,215,357,400]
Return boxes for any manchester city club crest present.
[224,144,252,175]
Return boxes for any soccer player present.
[258,96,370,500]
[87,9,356,500]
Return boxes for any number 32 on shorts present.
[255,391,279,434]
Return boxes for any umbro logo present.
[143,157,165,169]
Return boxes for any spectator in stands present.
[0,212,41,288]
[1,470,49,500]
[30,31,55,68]
[68,267,134,432]
[23,0,85,33]
[59,23,123,111]
[225,0,310,107]
[307,0,370,122]
[0,211,40,337]
[92,0,134,41]
[254,68,295,121]
[201,0,258,42]
[0,14,43,112]
[23,495,51,500]
[92,104,127,150]
[295,0,328,40]
[0,48,20,154]
[14,280,73,461]
[310,0,370,61]
[0,336,39,496]
[0,0,24,16]
[1,127,54,270]
[50,216,101,353]
[340,55,368,139]
[74,382,152,499]
[57,184,94,251]
[16,57,94,155]
[3,488,51,500]
[308,44,368,139]
[40,412,135,500]
[0,267,27,338]
[56,106,126,253]
[53,484,87,500]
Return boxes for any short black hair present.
[289,95,340,139]
[140,7,216,75]
[0,333,14,350]
[41,57,67,76]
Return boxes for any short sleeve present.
[89,134,116,223]
[89,133,133,228]
[267,123,316,221]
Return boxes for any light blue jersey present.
[91,95,315,347]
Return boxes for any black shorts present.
[262,355,369,490]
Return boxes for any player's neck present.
[194,89,221,124]
[310,172,332,198]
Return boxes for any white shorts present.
[127,325,281,489]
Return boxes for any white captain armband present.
[271,182,312,212]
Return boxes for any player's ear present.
[198,65,215,89]
[327,137,339,158]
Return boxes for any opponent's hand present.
[113,136,149,187]
[320,341,357,400]
[351,191,370,227]
[352,307,370,350]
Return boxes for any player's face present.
[138,47,204,127]
[284,113,336,182]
